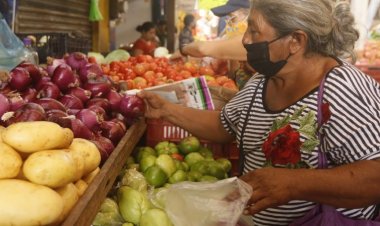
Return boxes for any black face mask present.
[244,36,291,78]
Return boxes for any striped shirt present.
[221,61,380,226]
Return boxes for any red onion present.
[19,62,41,82]
[34,98,67,112]
[64,52,88,71]
[37,82,61,99]
[52,64,78,91]
[60,95,84,109]
[53,117,94,140]
[8,93,26,111]
[2,103,45,126]
[79,63,102,83]
[46,57,66,76]
[83,80,111,98]
[67,108,80,115]
[67,87,91,103]
[0,85,12,95]
[88,105,107,120]
[9,67,32,91]
[75,108,103,132]
[100,121,125,145]
[86,98,111,113]
[106,90,122,112]
[91,135,115,164]
[119,95,145,119]
[35,76,51,90]
[110,118,128,133]
[46,109,68,118]
[0,93,10,117]
[21,88,38,102]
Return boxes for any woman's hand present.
[137,91,171,119]
[240,167,296,215]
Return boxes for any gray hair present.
[250,0,359,62]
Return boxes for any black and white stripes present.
[221,61,380,225]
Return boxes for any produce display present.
[0,52,146,163]
[100,54,238,91]
[0,121,101,225]
[92,136,232,226]
[356,40,380,66]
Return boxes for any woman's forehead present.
[248,10,268,29]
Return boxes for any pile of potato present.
[0,121,101,225]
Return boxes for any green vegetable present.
[198,147,214,159]
[140,209,173,226]
[140,155,157,172]
[216,158,232,172]
[155,154,176,177]
[105,49,130,64]
[155,141,178,155]
[178,136,201,155]
[144,165,168,187]
[199,175,218,182]
[184,152,205,167]
[87,52,105,64]
[92,212,124,226]
[99,198,119,213]
[118,186,150,225]
[120,169,148,193]
[187,171,202,182]
[136,147,156,163]
[168,170,188,184]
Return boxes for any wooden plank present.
[166,0,176,52]
[61,118,147,226]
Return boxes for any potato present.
[83,167,100,184]
[75,179,88,197]
[55,183,79,223]
[59,128,74,149]
[2,121,74,153]
[69,138,101,175]
[0,125,5,142]
[0,179,63,226]
[23,150,77,188]
[68,149,85,182]
[0,142,22,179]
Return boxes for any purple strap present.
[317,76,327,169]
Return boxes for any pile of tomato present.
[100,55,238,91]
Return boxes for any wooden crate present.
[61,118,147,226]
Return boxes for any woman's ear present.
[289,30,308,54]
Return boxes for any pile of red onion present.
[0,53,146,164]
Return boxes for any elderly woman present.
[139,0,380,225]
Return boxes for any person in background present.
[132,21,158,56]
[172,0,252,89]
[178,14,196,55]
[139,0,380,225]
[156,19,168,47]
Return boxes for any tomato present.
[133,63,146,76]
[133,77,148,89]
[171,153,184,161]
[144,165,168,187]
[215,75,229,85]
[183,62,198,74]
[88,56,97,64]
[222,80,239,91]
[143,70,155,83]
[179,70,192,79]
[125,79,135,90]
[174,75,184,81]
[149,63,158,71]
[178,136,200,155]
[199,66,215,76]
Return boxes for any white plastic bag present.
[159,177,252,226]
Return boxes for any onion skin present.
[86,98,111,113]
[8,94,26,111]
[91,135,115,164]
[34,98,67,112]
[9,67,32,91]
[37,82,61,99]
[106,90,122,112]
[119,95,145,120]
[21,88,38,102]
[0,93,10,117]
[65,52,88,71]
[83,80,111,98]
[46,57,66,76]
[75,108,103,132]
[52,64,78,91]
[67,87,91,103]
[1,103,46,126]
[79,63,102,83]
[19,62,41,82]
[60,95,84,109]
[35,76,51,91]
[100,120,125,145]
